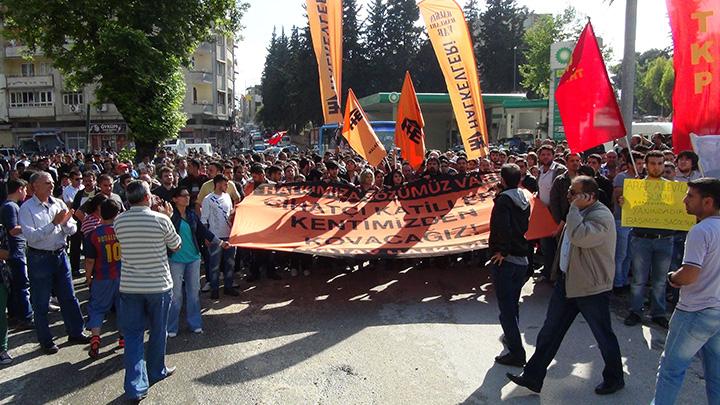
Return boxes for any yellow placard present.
[621,179,696,231]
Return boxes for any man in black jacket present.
[488,163,531,367]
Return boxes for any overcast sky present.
[235,0,672,90]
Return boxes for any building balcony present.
[9,105,55,118]
[217,105,226,115]
[188,71,213,84]
[187,103,214,115]
[6,75,54,89]
[4,45,43,58]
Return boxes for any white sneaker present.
[48,297,60,312]
[168,332,177,338]
[0,350,12,365]
[192,328,204,334]
[201,283,211,292]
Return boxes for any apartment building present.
[0,33,237,153]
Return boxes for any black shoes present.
[595,380,625,395]
[68,334,92,345]
[210,290,220,300]
[494,353,526,367]
[506,373,542,393]
[43,344,59,355]
[652,316,669,329]
[224,288,240,297]
[624,312,642,326]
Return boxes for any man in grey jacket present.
[507,176,624,395]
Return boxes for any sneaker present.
[89,335,100,359]
[624,312,642,326]
[201,283,211,293]
[0,350,13,365]
[118,336,125,349]
[192,328,204,334]
[168,332,177,338]
[49,297,60,312]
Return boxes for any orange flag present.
[525,196,560,241]
[419,0,489,159]
[342,89,387,167]
[306,0,343,124]
[395,71,426,171]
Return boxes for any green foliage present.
[1,0,248,159]
[117,147,137,163]
[476,0,528,92]
[518,7,583,98]
[611,49,674,117]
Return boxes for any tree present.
[477,0,528,93]
[342,0,365,103]
[384,0,423,90]
[2,0,248,161]
[463,0,482,60]
[518,7,582,98]
[361,0,390,96]
[643,56,674,116]
[259,28,292,129]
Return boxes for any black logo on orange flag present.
[468,131,486,151]
[348,108,363,131]
[401,118,423,144]
[327,96,340,114]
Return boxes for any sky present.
[235,0,672,91]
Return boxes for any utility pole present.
[620,0,638,139]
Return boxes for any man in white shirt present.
[536,145,566,280]
[201,175,237,299]
[62,170,84,206]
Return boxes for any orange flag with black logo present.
[307,0,343,124]
[342,89,387,167]
[419,0,489,159]
[395,71,426,171]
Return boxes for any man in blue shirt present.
[0,178,33,329]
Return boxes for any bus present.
[316,121,396,154]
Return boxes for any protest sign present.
[691,133,720,178]
[621,179,696,231]
[525,197,559,241]
[229,173,499,258]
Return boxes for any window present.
[217,92,225,105]
[9,90,53,107]
[216,61,226,76]
[21,63,35,77]
[63,92,84,105]
[39,63,52,75]
[65,132,86,151]
[192,87,198,104]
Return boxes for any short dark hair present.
[210,162,223,172]
[159,166,173,176]
[172,187,189,198]
[500,163,521,188]
[100,199,121,220]
[6,178,27,195]
[325,160,339,170]
[82,193,108,214]
[213,174,228,186]
[538,144,555,155]
[573,175,599,198]
[250,164,265,175]
[577,165,596,177]
[98,174,113,184]
[688,178,720,209]
[645,150,664,162]
[189,159,201,169]
[267,165,282,176]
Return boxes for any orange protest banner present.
[342,88,388,167]
[229,174,500,257]
[307,0,343,124]
[525,196,559,241]
[395,71,427,171]
[419,0,489,159]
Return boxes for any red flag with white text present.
[555,22,626,153]
[667,0,720,153]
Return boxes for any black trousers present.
[69,230,83,274]
[523,276,624,387]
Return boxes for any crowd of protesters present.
[0,131,717,403]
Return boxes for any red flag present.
[395,72,426,171]
[268,131,286,146]
[556,22,626,153]
[667,0,720,153]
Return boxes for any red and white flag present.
[268,131,287,146]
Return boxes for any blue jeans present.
[168,259,202,334]
[613,220,632,288]
[630,235,673,317]
[524,277,623,387]
[653,308,720,405]
[490,261,527,359]
[27,250,85,348]
[118,290,173,399]
[208,238,236,292]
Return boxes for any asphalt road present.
[0,259,707,404]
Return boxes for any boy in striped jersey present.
[84,199,122,358]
